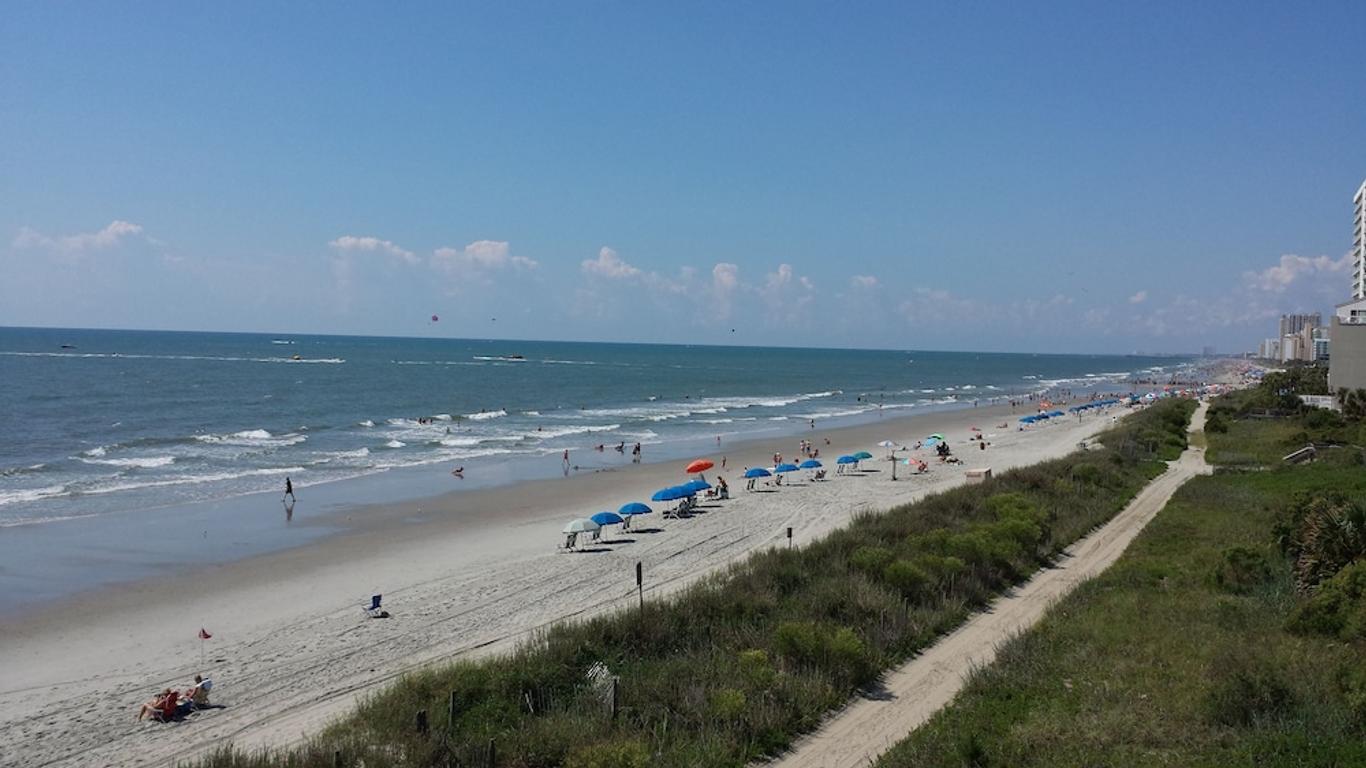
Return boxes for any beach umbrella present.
[651,487,683,502]
[744,467,772,478]
[618,502,653,516]
[562,518,601,534]
[683,478,711,492]
[590,511,624,527]
[852,451,873,460]
[877,440,896,448]
[673,484,699,497]
[685,459,714,474]
[836,455,858,465]
[799,459,822,469]
[927,433,945,441]
[775,463,799,473]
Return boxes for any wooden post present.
[786,527,793,549]
[635,561,643,613]
[416,708,428,735]
[610,678,619,721]
[333,750,342,768]
[487,738,496,768]
[448,690,458,730]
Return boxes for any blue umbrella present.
[852,451,873,461]
[684,478,712,492]
[836,455,858,465]
[774,463,800,473]
[590,511,624,527]
[618,502,653,516]
[744,467,772,478]
[799,459,822,469]
[651,487,683,502]
[673,484,698,497]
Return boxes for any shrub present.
[738,649,776,688]
[850,545,895,575]
[1286,560,1366,640]
[1205,653,1295,726]
[565,740,652,768]
[883,560,930,598]
[709,687,747,720]
[1282,494,1366,590]
[773,621,822,665]
[1211,545,1273,594]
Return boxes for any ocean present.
[0,327,1190,529]
[0,327,1189,608]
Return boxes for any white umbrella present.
[877,440,896,448]
[563,518,602,534]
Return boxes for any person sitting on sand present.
[138,689,177,721]
[186,675,212,708]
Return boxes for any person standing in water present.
[284,476,295,502]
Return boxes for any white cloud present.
[1128,290,1147,304]
[581,247,641,279]
[13,220,145,254]
[328,235,418,265]
[850,274,878,289]
[1243,253,1350,293]
[758,263,816,325]
[431,240,537,275]
[709,262,740,320]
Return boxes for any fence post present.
[635,561,643,613]
[487,738,496,768]
[610,678,619,721]
[448,690,458,730]
[333,750,342,768]
[787,527,793,548]
[416,708,428,735]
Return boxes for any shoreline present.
[0,396,1131,767]
[0,395,1035,617]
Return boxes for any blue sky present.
[2,2,1363,353]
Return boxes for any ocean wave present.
[318,448,370,461]
[80,455,176,468]
[433,413,453,421]
[472,355,528,363]
[540,359,598,365]
[384,440,406,448]
[461,409,506,421]
[77,467,305,497]
[0,463,47,477]
[84,446,108,457]
[358,419,375,427]
[0,485,68,506]
[524,423,621,440]
[194,429,307,447]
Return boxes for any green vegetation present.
[1204,384,1366,467]
[193,401,1194,768]
[874,395,1366,768]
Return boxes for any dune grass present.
[191,400,1194,768]
[874,401,1366,768]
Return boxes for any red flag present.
[198,628,212,640]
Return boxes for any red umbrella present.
[685,459,714,474]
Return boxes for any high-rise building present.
[1355,178,1366,300]
[1279,313,1321,338]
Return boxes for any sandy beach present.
[0,399,1125,767]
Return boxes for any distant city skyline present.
[2,3,1364,354]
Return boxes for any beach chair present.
[363,594,389,618]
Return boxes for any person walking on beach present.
[283,476,295,502]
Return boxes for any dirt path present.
[766,402,1210,768]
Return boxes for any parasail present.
[431,314,439,323]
